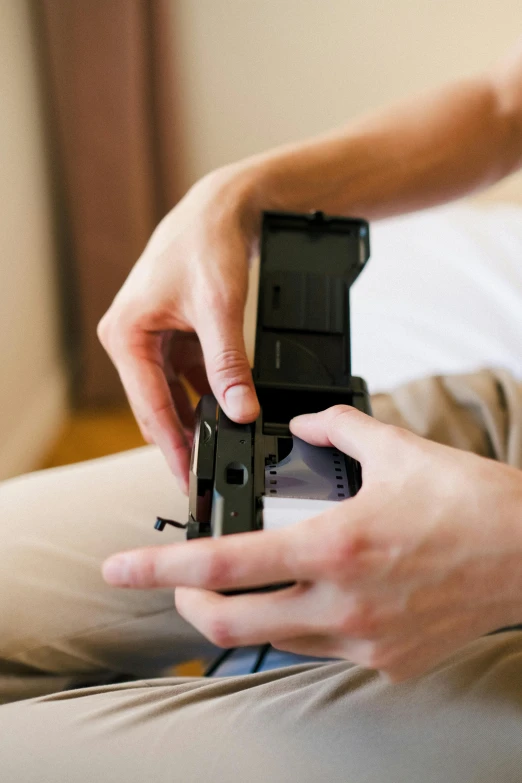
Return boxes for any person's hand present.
[102,405,522,681]
[97,167,261,491]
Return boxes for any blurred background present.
[2,0,522,481]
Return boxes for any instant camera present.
[155,210,371,540]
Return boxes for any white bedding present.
[350,203,522,393]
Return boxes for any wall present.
[0,1,67,479]
[2,1,519,481]
[171,0,522,368]
[172,0,522,202]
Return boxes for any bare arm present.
[233,38,522,219]
[99,40,522,483]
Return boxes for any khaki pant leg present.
[372,368,522,467]
[1,632,521,783]
[0,447,216,704]
[1,368,522,779]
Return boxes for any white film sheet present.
[263,437,350,530]
[263,496,339,531]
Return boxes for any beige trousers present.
[1,369,522,783]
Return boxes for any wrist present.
[230,144,335,215]
[204,139,345,222]
[214,133,375,219]
[195,162,268,236]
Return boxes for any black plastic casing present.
[254,210,370,419]
[185,210,371,540]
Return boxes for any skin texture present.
[103,406,522,681]
[98,174,261,490]
[100,39,522,679]
[98,39,522,489]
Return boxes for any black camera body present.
[156,210,371,540]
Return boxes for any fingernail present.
[103,556,131,586]
[224,384,259,420]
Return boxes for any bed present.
[350,202,522,393]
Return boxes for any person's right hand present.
[103,405,522,682]
[97,167,261,491]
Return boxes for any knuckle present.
[199,550,234,590]
[196,272,244,318]
[321,526,368,580]
[324,406,353,439]
[174,593,236,648]
[205,616,236,648]
[97,306,134,357]
[210,347,250,384]
[130,551,158,587]
[326,405,358,431]
[205,286,242,315]
[97,312,114,350]
[139,400,176,433]
[336,598,377,637]
[327,404,353,416]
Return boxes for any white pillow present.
[350,202,522,393]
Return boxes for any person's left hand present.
[102,405,522,681]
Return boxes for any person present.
[1,39,522,783]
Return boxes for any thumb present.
[290,405,389,465]
[196,305,259,423]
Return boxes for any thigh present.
[1,632,521,783]
[372,368,522,467]
[0,447,215,689]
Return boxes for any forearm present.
[231,45,522,220]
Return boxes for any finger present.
[102,501,367,591]
[290,405,390,465]
[117,352,190,492]
[125,395,154,444]
[100,316,191,488]
[174,584,316,648]
[196,301,259,424]
[168,377,196,432]
[102,527,305,590]
[270,634,342,660]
